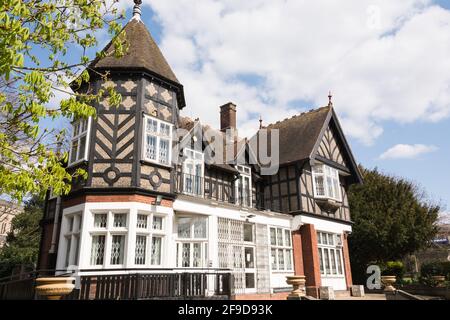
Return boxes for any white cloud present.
[379,144,438,159]
[129,0,450,143]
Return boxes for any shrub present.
[381,261,405,281]
[420,261,450,279]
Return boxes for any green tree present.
[348,167,440,284]
[0,0,127,201]
[0,196,43,278]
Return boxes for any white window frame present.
[175,216,208,268]
[62,212,82,267]
[317,231,344,277]
[134,212,166,267]
[182,148,204,196]
[312,164,342,201]
[68,117,91,166]
[269,227,293,272]
[235,165,252,207]
[142,114,173,167]
[89,210,129,268]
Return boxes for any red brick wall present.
[63,194,173,209]
[342,232,353,289]
[38,223,54,270]
[292,230,304,276]
[300,224,321,298]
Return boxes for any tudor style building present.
[38,2,362,299]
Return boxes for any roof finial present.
[132,0,142,21]
[259,115,263,129]
[328,91,333,107]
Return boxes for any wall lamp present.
[152,195,163,206]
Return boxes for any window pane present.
[78,135,86,160]
[70,140,78,163]
[147,118,157,133]
[159,138,169,164]
[276,228,283,246]
[160,123,170,137]
[330,249,337,274]
[181,243,190,267]
[74,235,80,265]
[333,178,340,200]
[151,237,162,265]
[136,214,148,229]
[67,216,74,232]
[315,175,325,196]
[322,233,328,245]
[135,235,147,265]
[337,249,343,274]
[271,249,277,270]
[318,248,324,274]
[284,230,291,247]
[328,233,334,245]
[110,235,125,265]
[145,135,157,160]
[324,249,330,274]
[317,232,322,245]
[326,176,333,198]
[65,237,71,267]
[193,243,201,267]
[285,250,292,270]
[153,216,163,230]
[73,121,79,136]
[177,218,191,238]
[270,228,276,246]
[244,247,254,268]
[244,224,253,242]
[90,235,105,265]
[278,249,285,270]
[313,165,323,174]
[193,218,207,238]
[94,214,107,228]
[113,214,126,228]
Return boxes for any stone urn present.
[286,275,306,299]
[35,277,75,300]
[431,276,446,287]
[380,275,396,292]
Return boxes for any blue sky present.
[38,1,450,215]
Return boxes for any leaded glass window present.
[137,214,148,229]
[135,235,147,265]
[94,214,107,228]
[312,164,341,201]
[152,216,163,230]
[90,235,105,265]
[151,237,162,265]
[269,227,293,271]
[69,117,90,165]
[317,231,345,276]
[110,235,125,265]
[113,214,126,228]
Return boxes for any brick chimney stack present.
[220,102,237,132]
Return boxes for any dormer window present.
[312,164,341,202]
[69,117,91,166]
[143,115,173,166]
[183,148,204,196]
[236,165,252,207]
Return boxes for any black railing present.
[0,268,234,300]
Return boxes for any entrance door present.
[244,246,256,293]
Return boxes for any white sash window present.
[183,148,204,196]
[69,117,91,166]
[317,231,344,276]
[176,216,208,268]
[143,115,173,165]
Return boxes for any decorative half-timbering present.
[38,1,363,301]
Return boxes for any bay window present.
[312,164,342,201]
[269,227,293,271]
[143,115,173,165]
[176,216,208,268]
[236,165,251,207]
[317,231,344,276]
[69,117,91,165]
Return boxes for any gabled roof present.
[266,106,331,164]
[89,19,180,85]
